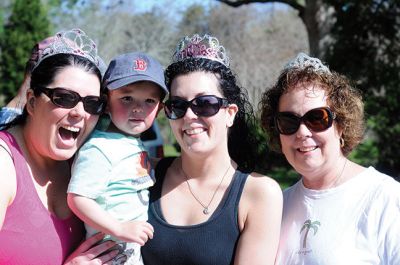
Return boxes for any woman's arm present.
[234,173,283,265]
[0,140,16,229]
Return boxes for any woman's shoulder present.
[238,171,283,231]
[242,171,283,201]
[366,167,400,200]
[246,171,282,190]
[0,131,17,224]
[0,130,16,169]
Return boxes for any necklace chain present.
[183,164,231,215]
[330,158,348,188]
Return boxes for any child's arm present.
[67,193,154,246]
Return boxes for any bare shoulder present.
[243,172,282,199]
[0,138,13,170]
[0,137,17,227]
[0,137,16,176]
[0,138,11,154]
[238,171,283,232]
[238,172,283,217]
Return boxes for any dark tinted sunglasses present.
[275,107,335,135]
[164,95,229,120]
[36,86,105,115]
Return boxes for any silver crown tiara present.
[33,28,103,73]
[284,52,331,74]
[173,34,230,67]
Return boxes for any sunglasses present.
[36,86,105,115]
[275,107,335,135]
[164,95,229,120]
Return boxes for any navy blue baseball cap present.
[103,52,168,95]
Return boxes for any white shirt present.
[276,167,400,265]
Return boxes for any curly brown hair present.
[259,66,365,156]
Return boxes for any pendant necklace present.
[183,164,231,215]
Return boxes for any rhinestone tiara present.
[33,28,104,73]
[172,34,230,67]
[284,52,331,74]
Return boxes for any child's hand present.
[116,220,154,245]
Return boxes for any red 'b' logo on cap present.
[134,59,147,71]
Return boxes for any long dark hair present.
[165,58,258,172]
[0,54,103,130]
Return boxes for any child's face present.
[107,81,163,136]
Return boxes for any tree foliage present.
[219,0,400,179]
[325,0,400,178]
[2,0,397,179]
[177,3,308,106]
[217,0,334,57]
[177,4,209,36]
[0,0,51,103]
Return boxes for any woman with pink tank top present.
[0,29,117,265]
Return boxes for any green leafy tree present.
[218,0,400,180]
[325,0,400,179]
[0,0,51,103]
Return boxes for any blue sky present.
[134,0,214,12]
[132,0,285,15]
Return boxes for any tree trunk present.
[217,0,335,58]
[303,0,321,57]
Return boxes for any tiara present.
[284,52,331,74]
[173,34,230,67]
[33,28,103,73]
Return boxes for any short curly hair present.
[259,66,365,156]
[165,58,258,172]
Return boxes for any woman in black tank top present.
[141,34,283,265]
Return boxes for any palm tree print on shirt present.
[300,219,321,248]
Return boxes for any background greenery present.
[0,0,398,186]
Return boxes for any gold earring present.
[340,137,345,148]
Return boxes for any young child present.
[67,52,168,265]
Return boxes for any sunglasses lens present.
[164,99,189,120]
[83,97,105,115]
[276,108,333,135]
[191,96,221,117]
[304,108,331,132]
[276,113,300,135]
[164,95,227,120]
[51,88,103,115]
[52,89,79,108]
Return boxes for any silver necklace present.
[183,165,231,215]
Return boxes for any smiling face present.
[278,84,343,179]
[26,66,101,161]
[169,71,237,156]
[107,81,162,137]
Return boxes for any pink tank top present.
[0,131,85,265]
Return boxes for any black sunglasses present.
[164,95,229,120]
[275,107,336,135]
[36,86,105,115]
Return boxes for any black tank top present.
[142,157,249,265]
